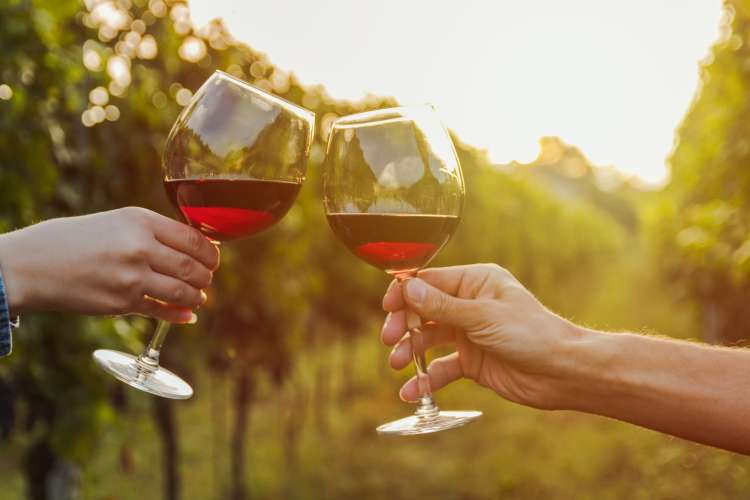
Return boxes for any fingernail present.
[200,290,208,304]
[188,313,198,324]
[399,386,408,402]
[405,278,427,307]
[399,382,416,403]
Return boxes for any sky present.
[191,0,723,185]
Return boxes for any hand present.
[0,207,220,323]
[382,265,750,455]
[381,264,583,410]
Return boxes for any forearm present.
[559,328,750,454]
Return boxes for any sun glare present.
[190,0,722,185]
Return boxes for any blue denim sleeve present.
[0,268,14,357]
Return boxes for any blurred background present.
[2,0,750,498]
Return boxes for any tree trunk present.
[281,383,306,498]
[210,370,228,499]
[153,398,180,500]
[23,439,81,500]
[230,369,254,500]
[24,439,55,500]
[47,460,81,500]
[313,360,330,435]
[339,339,356,399]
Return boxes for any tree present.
[0,1,649,498]
[655,0,750,344]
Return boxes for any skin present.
[382,263,750,455]
[0,207,219,323]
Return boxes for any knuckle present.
[117,270,140,290]
[431,290,450,317]
[121,206,151,223]
[187,228,204,253]
[125,240,151,263]
[484,263,509,279]
[112,290,140,313]
[484,263,517,291]
[178,255,195,281]
[199,269,213,288]
[171,285,186,303]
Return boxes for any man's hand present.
[381,264,750,454]
[381,264,582,410]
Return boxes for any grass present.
[1,331,745,500]
[1,252,748,499]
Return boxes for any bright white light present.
[90,105,106,123]
[191,0,723,184]
[105,104,120,121]
[178,36,207,63]
[107,55,131,87]
[89,86,109,106]
[137,35,158,59]
[0,84,12,100]
[83,49,102,71]
[175,87,193,106]
[90,1,130,31]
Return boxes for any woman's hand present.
[381,264,584,410]
[0,207,219,323]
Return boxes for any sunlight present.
[190,0,722,185]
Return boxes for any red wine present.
[326,213,459,275]
[164,178,301,241]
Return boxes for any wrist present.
[544,323,624,411]
[0,230,33,314]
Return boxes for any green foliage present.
[655,0,750,343]
[0,0,745,498]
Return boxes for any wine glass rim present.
[212,70,315,122]
[332,104,437,129]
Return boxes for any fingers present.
[382,264,517,313]
[149,214,220,270]
[419,263,518,298]
[389,324,454,369]
[148,244,213,289]
[417,266,478,296]
[401,278,488,329]
[143,272,207,309]
[134,296,197,324]
[381,311,406,346]
[399,352,463,402]
[382,280,405,312]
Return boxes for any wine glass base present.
[376,410,482,436]
[92,349,193,400]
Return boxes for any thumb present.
[403,278,480,328]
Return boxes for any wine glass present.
[323,104,481,435]
[93,70,315,399]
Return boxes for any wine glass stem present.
[137,319,171,374]
[400,277,440,419]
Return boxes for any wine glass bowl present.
[324,105,464,278]
[93,71,315,399]
[323,105,481,435]
[163,70,314,242]
[163,70,312,183]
